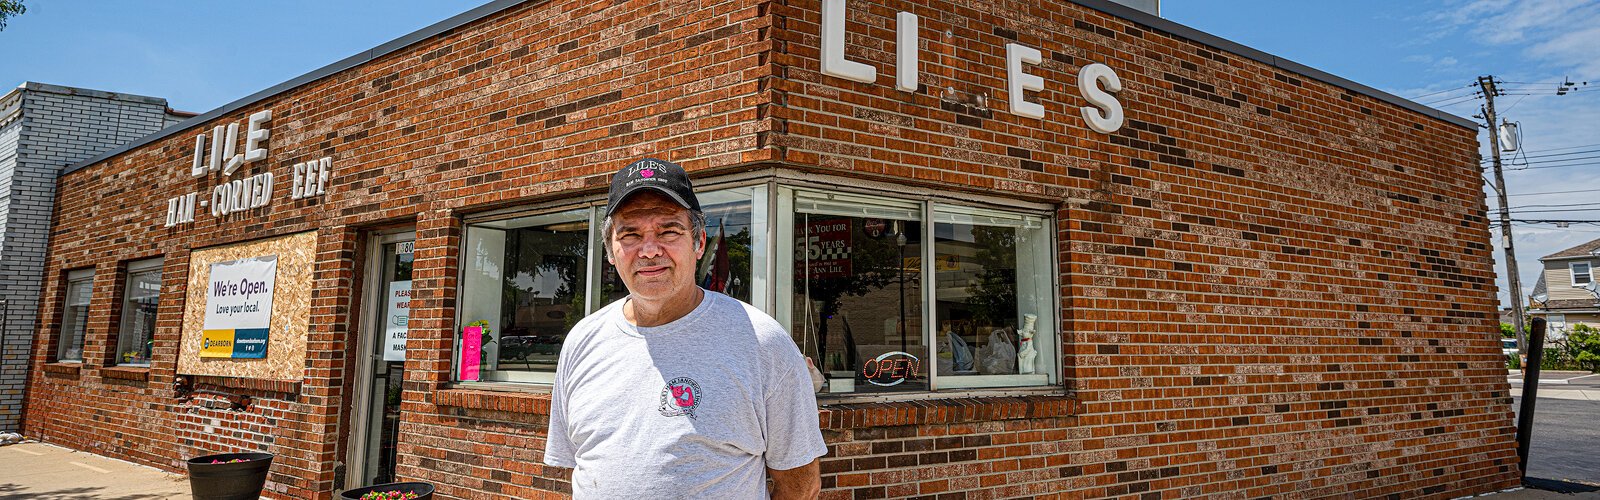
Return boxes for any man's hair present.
[600,208,707,259]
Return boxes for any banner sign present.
[801,218,852,279]
[382,281,412,361]
[200,255,278,359]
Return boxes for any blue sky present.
[3,0,1596,308]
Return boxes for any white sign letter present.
[1079,63,1124,134]
[1006,43,1045,119]
[896,12,919,92]
[244,110,271,162]
[222,123,244,176]
[191,134,208,178]
[821,0,876,83]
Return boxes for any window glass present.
[932,206,1054,389]
[1573,262,1591,286]
[58,271,94,362]
[598,188,760,307]
[462,209,589,383]
[456,187,761,384]
[116,260,162,366]
[790,191,927,394]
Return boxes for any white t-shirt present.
[543,290,828,498]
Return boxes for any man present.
[543,158,827,499]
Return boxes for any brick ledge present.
[436,388,553,414]
[101,365,150,381]
[42,363,82,377]
[819,395,1079,430]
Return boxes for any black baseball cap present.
[605,158,701,217]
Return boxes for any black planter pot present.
[185,452,274,500]
[340,481,436,500]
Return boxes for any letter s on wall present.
[1079,63,1124,134]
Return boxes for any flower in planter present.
[209,458,250,464]
[359,491,420,500]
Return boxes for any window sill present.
[101,365,150,382]
[818,391,1078,430]
[436,387,553,415]
[42,363,82,378]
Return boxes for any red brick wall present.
[25,0,1518,498]
[769,0,1518,498]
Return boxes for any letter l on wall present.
[821,0,876,83]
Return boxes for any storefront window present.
[457,186,763,384]
[791,192,927,393]
[779,188,1056,395]
[58,269,94,363]
[932,205,1054,389]
[115,259,163,366]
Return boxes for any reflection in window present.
[791,192,927,394]
[933,207,1053,388]
[58,270,94,362]
[116,261,162,366]
[462,209,589,382]
[457,187,761,384]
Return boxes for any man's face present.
[607,191,705,304]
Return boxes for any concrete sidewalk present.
[0,442,188,499]
[0,440,1594,499]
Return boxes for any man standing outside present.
[543,158,827,498]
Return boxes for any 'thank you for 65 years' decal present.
[200,255,279,359]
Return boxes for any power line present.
[1483,148,1600,163]
[1506,188,1600,198]
[1407,84,1476,100]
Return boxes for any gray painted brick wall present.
[0,82,185,432]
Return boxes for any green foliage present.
[1508,353,1520,370]
[0,0,24,31]
[1500,322,1516,338]
[1569,324,1600,372]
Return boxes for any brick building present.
[24,0,1519,498]
[0,82,189,433]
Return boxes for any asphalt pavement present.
[1508,370,1600,490]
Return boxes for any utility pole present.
[1480,75,1527,357]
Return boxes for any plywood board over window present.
[177,231,317,381]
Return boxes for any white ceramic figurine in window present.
[1017,314,1038,375]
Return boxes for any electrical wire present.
[1407,84,1476,100]
[1507,188,1600,198]
[1483,148,1600,163]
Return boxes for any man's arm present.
[768,458,821,500]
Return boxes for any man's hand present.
[768,459,821,500]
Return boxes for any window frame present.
[56,268,96,363]
[113,258,164,367]
[451,179,772,387]
[1571,262,1592,287]
[446,173,1063,400]
[776,183,1061,399]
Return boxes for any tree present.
[1568,324,1600,373]
[0,1,25,31]
[1500,322,1515,338]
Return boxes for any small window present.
[57,269,95,362]
[115,259,163,366]
[1571,262,1591,286]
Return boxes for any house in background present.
[1528,237,1600,337]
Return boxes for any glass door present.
[356,235,413,486]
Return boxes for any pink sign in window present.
[460,325,482,381]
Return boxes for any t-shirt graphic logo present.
[658,377,702,418]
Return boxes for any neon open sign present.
[862,351,921,387]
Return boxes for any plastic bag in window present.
[947,328,974,373]
[980,329,1016,375]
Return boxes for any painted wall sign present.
[382,281,413,362]
[164,109,336,227]
[200,255,278,359]
[820,0,1125,133]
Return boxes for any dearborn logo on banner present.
[200,255,279,359]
